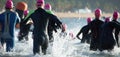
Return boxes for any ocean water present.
[0,18,120,57]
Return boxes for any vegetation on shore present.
[0,0,119,13]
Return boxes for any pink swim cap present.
[5,0,13,9]
[44,3,51,10]
[36,0,44,7]
[113,11,119,20]
[69,32,74,38]
[24,10,29,16]
[105,17,110,22]
[94,8,102,18]
[87,17,92,23]
[62,24,67,31]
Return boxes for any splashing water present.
[0,18,120,57]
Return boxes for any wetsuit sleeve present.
[16,13,21,24]
[76,27,84,40]
[112,22,120,29]
[115,29,120,47]
[0,14,2,23]
[87,21,92,29]
[114,21,120,47]
[112,22,120,47]
[23,14,32,24]
[50,14,62,28]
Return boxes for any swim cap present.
[87,17,92,23]
[62,24,67,31]
[69,32,74,38]
[113,11,119,20]
[94,8,102,18]
[5,0,13,9]
[16,2,28,11]
[44,3,51,10]
[36,0,45,7]
[24,10,29,16]
[105,17,110,22]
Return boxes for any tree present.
[0,0,120,13]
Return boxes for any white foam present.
[0,19,120,57]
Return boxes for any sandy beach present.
[0,11,114,18]
[55,12,113,18]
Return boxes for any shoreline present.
[54,12,113,18]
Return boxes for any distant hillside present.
[0,0,119,13]
[45,0,120,13]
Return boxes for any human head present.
[87,17,92,24]
[61,24,67,32]
[105,17,110,22]
[24,10,29,16]
[94,8,102,19]
[44,3,51,10]
[5,0,13,9]
[113,11,119,20]
[36,0,45,8]
[69,32,74,38]
[16,2,28,11]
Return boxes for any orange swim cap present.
[16,2,28,11]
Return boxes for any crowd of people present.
[0,0,63,55]
[76,9,120,52]
[0,0,120,56]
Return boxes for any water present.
[0,18,120,57]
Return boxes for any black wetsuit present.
[24,8,61,55]
[76,25,91,44]
[15,9,24,19]
[88,19,104,51]
[18,17,31,41]
[99,21,120,51]
[16,9,31,41]
[112,20,120,47]
[47,15,62,42]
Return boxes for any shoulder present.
[14,11,18,14]
[14,12,20,18]
[111,21,118,24]
[99,20,104,23]
[10,11,20,20]
[9,11,19,16]
[46,10,54,14]
[82,25,87,28]
[0,13,3,16]
[50,14,56,17]
[82,25,88,30]
[0,12,6,17]
[0,12,6,15]
[114,21,120,24]
[95,19,104,23]
[47,13,55,19]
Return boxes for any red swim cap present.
[24,10,29,16]
[87,17,92,23]
[62,24,67,31]
[5,0,13,9]
[36,0,45,7]
[105,17,110,22]
[69,32,74,38]
[113,11,119,20]
[94,8,102,18]
[44,3,51,10]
